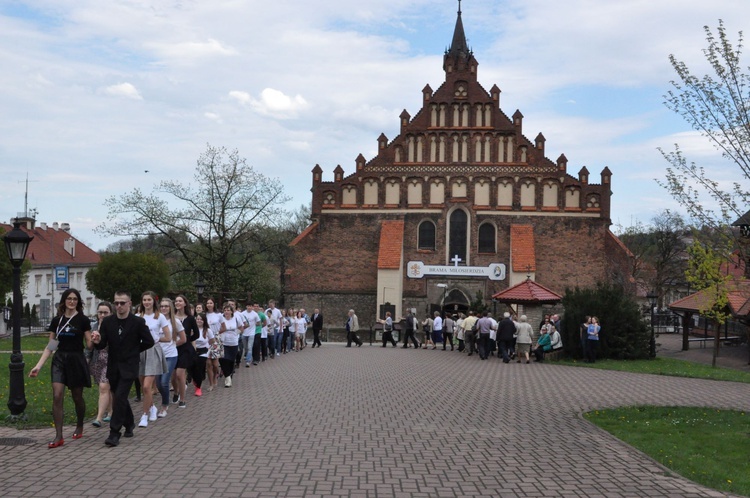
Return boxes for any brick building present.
[285,7,633,329]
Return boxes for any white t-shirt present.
[142,313,169,343]
[296,317,307,335]
[242,310,259,337]
[206,312,225,337]
[433,316,443,331]
[266,313,277,335]
[222,315,240,346]
[194,328,214,353]
[159,318,184,358]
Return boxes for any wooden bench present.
[545,349,564,361]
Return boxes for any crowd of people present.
[30,288,597,449]
[390,309,566,363]
[30,288,322,448]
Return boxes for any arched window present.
[418,220,436,250]
[478,223,496,253]
[448,209,468,264]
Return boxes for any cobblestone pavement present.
[1,344,749,497]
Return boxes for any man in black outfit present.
[311,308,323,347]
[497,312,516,363]
[401,309,420,349]
[92,291,154,447]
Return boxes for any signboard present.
[55,266,69,290]
[407,261,506,280]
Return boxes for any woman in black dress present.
[29,288,93,448]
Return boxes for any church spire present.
[443,0,477,77]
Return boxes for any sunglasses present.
[113,301,129,306]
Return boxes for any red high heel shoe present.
[72,430,83,440]
[48,439,64,448]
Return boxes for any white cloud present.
[230,88,309,119]
[100,82,142,100]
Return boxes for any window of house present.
[478,223,496,253]
[448,209,468,264]
[418,220,436,250]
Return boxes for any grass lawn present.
[586,406,750,497]
[0,334,101,428]
[559,357,750,384]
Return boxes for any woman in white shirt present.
[204,298,226,388]
[192,312,214,395]
[156,298,186,417]
[295,310,307,352]
[285,308,296,353]
[137,291,170,428]
[220,303,240,387]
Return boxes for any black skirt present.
[51,350,92,388]
[176,343,196,369]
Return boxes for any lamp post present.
[646,290,658,359]
[3,221,33,419]
[194,278,206,307]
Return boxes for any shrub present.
[562,282,650,360]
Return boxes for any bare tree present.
[97,144,290,297]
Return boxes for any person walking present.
[29,289,93,448]
[586,316,600,363]
[442,314,455,351]
[401,309,420,349]
[345,309,362,347]
[514,315,534,364]
[475,311,493,360]
[90,301,114,428]
[496,312,516,363]
[91,290,154,447]
[311,309,323,348]
[377,311,398,347]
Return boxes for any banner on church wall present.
[406,261,506,280]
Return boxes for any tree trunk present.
[712,319,720,368]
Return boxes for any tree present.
[659,21,750,259]
[97,144,290,298]
[561,282,650,360]
[684,239,732,368]
[85,252,170,302]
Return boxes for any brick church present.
[285,6,633,327]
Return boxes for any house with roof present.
[1,215,101,324]
[284,4,633,327]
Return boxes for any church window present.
[452,105,460,127]
[461,135,468,162]
[520,146,527,162]
[407,179,423,205]
[474,180,490,206]
[520,181,535,208]
[508,136,514,161]
[542,182,558,208]
[439,136,446,162]
[323,191,336,206]
[408,137,415,162]
[342,185,357,205]
[461,105,469,127]
[416,136,424,162]
[454,82,468,98]
[395,147,402,162]
[430,136,437,162]
[475,105,483,126]
[430,105,438,127]
[448,209,468,265]
[478,223,496,253]
[586,195,601,209]
[484,104,492,126]
[418,221,436,250]
[430,180,445,205]
[452,179,467,198]
[439,104,447,127]
[474,135,482,162]
[451,136,459,162]
[565,188,580,209]
[385,180,400,205]
[497,181,512,207]
[498,137,505,163]
[363,180,378,205]
[483,136,491,162]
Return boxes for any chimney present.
[61,223,70,232]
[64,238,76,257]
[40,222,47,230]
[52,222,59,230]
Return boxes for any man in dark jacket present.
[92,290,154,447]
[497,312,517,363]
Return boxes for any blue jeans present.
[274,331,283,353]
[243,335,255,363]
[157,356,178,406]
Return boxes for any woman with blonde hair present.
[173,294,199,406]
[156,297,185,417]
[136,291,170,428]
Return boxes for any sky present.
[1,0,749,251]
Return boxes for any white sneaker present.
[224,376,232,388]
[138,414,148,428]
[157,409,167,418]
[148,405,158,422]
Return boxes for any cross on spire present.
[458,0,462,15]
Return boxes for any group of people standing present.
[30,288,322,448]
[391,309,565,363]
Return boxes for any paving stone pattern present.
[1,344,749,497]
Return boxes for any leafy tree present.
[97,144,290,299]
[659,20,750,261]
[685,238,732,368]
[85,251,170,302]
[562,282,650,360]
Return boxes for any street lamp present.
[646,290,658,359]
[3,221,34,419]
[194,277,206,307]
